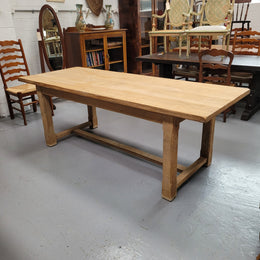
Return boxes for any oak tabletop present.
[20,67,249,123]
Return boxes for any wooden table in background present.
[137,52,260,121]
[20,67,249,201]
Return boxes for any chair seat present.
[188,25,227,33]
[149,29,185,35]
[6,84,36,95]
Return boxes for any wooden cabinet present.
[119,0,165,74]
[64,28,127,72]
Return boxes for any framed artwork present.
[47,0,65,2]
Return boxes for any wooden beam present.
[56,121,91,140]
[73,128,186,171]
[177,156,207,188]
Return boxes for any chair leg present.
[31,95,37,112]
[5,93,15,119]
[18,93,27,126]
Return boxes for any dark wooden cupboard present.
[119,0,165,74]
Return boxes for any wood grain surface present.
[20,67,249,122]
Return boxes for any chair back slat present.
[199,49,234,85]
[0,39,30,89]
[0,48,20,54]
[3,68,27,76]
[0,40,20,46]
[0,55,23,62]
[4,61,26,68]
[232,30,260,55]
[4,75,23,83]
[190,36,212,49]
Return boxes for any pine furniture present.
[20,67,248,201]
[137,52,260,120]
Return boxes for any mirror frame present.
[39,4,66,71]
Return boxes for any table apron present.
[37,85,182,124]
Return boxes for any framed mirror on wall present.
[38,4,66,72]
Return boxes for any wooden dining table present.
[20,67,249,201]
[137,52,260,120]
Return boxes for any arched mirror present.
[39,4,65,71]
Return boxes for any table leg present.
[159,64,173,78]
[200,118,215,167]
[241,72,260,121]
[37,89,57,147]
[162,118,180,201]
[87,106,98,129]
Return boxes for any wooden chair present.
[149,0,192,56]
[231,0,251,32]
[173,36,212,81]
[186,0,235,56]
[230,27,251,45]
[231,30,260,84]
[232,30,260,56]
[0,39,38,125]
[199,49,235,122]
[230,30,260,119]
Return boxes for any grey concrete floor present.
[0,99,259,260]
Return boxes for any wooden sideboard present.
[64,28,127,72]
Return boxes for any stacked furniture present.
[148,0,235,57]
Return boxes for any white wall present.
[0,0,119,117]
[0,0,17,117]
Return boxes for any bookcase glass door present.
[85,38,105,69]
[140,0,165,73]
[107,36,125,72]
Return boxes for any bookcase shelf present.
[64,28,127,72]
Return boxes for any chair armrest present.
[152,10,167,31]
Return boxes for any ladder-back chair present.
[199,49,235,122]
[173,36,212,81]
[231,0,251,32]
[0,39,38,125]
[231,30,260,119]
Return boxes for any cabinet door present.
[82,36,105,69]
[139,0,153,73]
[106,34,126,72]
[139,0,165,73]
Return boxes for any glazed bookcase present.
[64,28,127,72]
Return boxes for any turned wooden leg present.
[162,118,180,201]
[88,105,98,129]
[200,118,215,166]
[37,88,57,146]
